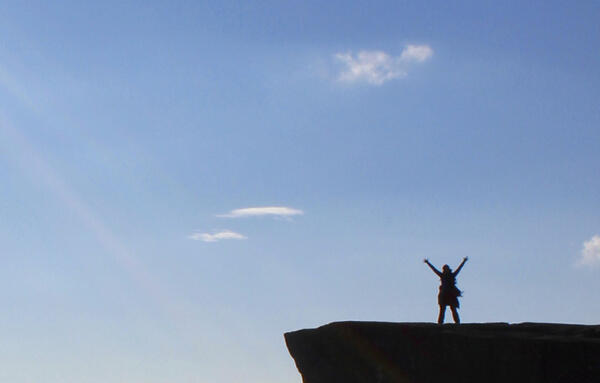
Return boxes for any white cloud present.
[334,44,433,85]
[335,51,405,85]
[188,230,247,242]
[217,206,304,219]
[578,235,600,267]
[400,44,434,63]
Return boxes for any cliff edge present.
[284,321,600,383]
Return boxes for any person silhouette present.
[424,257,468,324]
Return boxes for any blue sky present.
[1,1,599,382]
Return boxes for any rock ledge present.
[284,321,600,383]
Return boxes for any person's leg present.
[451,306,460,324]
[437,305,446,324]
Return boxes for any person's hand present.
[423,258,429,263]
[463,256,469,262]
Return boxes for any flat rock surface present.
[284,322,600,383]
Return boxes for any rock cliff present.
[284,321,600,383]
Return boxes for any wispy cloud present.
[577,235,600,267]
[188,206,302,243]
[334,44,433,85]
[188,230,247,242]
[217,206,304,219]
[400,45,434,63]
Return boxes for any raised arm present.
[453,257,468,276]
[424,259,442,277]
